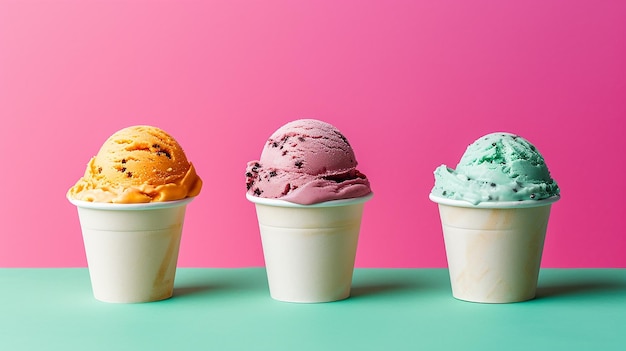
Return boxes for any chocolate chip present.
[120,167,126,173]
[490,183,496,187]
[246,182,252,190]
[279,136,290,149]
[269,171,277,177]
[336,132,350,146]
[298,137,305,142]
[246,172,253,177]
[156,150,172,159]
[271,141,279,148]
[126,172,133,178]
[442,191,447,196]
[254,188,262,196]
[121,159,126,164]
[530,193,536,199]
[492,143,496,147]
[294,160,303,168]
[153,144,160,149]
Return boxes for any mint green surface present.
[1,269,624,350]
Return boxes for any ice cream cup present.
[67,196,194,303]
[429,194,560,303]
[247,193,373,303]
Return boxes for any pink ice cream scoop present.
[246,119,371,205]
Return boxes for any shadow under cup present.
[68,197,193,303]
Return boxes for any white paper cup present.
[430,194,560,303]
[68,196,194,303]
[247,193,372,303]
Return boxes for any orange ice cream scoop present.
[68,125,202,203]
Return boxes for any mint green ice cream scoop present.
[431,132,560,205]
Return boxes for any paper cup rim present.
[429,193,560,209]
[67,195,195,211]
[246,192,373,208]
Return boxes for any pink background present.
[1,0,624,268]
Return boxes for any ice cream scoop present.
[431,132,559,205]
[246,119,371,205]
[68,125,202,203]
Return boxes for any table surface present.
[1,268,624,351]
